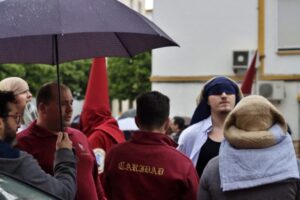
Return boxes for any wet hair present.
[36,82,70,107]
[173,116,185,131]
[136,91,169,129]
[0,91,16,118]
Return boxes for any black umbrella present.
[0,0,178,62]
[0,0,178,130]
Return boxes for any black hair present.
[36,82,69,107]
[0,91,16,118]
[173,116,185,130]
[136,91,169,129]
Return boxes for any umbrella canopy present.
[0,0,178,131]
[0,0,178,64]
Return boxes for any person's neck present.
[208,112,228,142]
[141,127,166,134]
[210,111,228,130]
[36,119,59,135]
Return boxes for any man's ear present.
[38,103,47,114]
[163,118,170,132]
[0,118,4,128]
[135,116,141,129]
[0,118,4,138]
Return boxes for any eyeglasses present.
[6,114,21,124]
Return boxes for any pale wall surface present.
[151,0,300,140]
[152,0,258,76]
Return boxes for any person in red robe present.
[80,58,125,175]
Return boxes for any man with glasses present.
[0,91,77,200]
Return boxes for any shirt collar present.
[27,120,73,137]
[131,131,178,148]
[0,140,20,158]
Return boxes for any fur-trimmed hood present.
[224,95,288,149]
[219,96,299,192]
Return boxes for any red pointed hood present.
[80,58,124,142]
[241,51,257,95]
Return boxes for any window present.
[277,0,300,51]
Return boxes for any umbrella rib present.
[114,33,133,58]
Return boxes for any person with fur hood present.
[178,76,243,177]
[198,95,300,200]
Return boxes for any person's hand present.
[56,132,73,150]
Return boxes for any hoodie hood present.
[80,58,124,142]
[224,95,287,149]
[219,95,299,191]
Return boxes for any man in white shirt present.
[178,76,243,177]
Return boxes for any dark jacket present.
[198,157,300,200]
[0,146,76,200]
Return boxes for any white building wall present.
[152,0,258,116]
[152,82,203,117]
[274,82,300,140]
[152,0,258,76]
[152,0,300,141]
[118,0,152,19]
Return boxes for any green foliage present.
[0,64,26,79]
[0,59,91,99]
[107,52,151,102]
[60,59,91,99]
[0,52,151,102]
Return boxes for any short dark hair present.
[36,82,69,107]
[0,91,16,118]
[136,91,169,129]
[173,116,185,130]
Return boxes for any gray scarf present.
[219,124,299,192]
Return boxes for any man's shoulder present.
[107,141,129,153]
[166,147,198,165]
[179,117,211,141]
[16,127,36,142]
[66,127,86,137]
[202,156,219,178]
[108,140,193,165]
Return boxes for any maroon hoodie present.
[103,131,199,200]
[17,121,106,200]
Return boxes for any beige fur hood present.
[224,95,288,149]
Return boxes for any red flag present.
[241,51,257,95]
